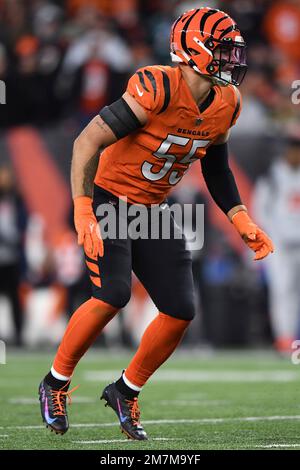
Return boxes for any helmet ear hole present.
[206,40,214,49]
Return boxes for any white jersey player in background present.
[253,136,300,353]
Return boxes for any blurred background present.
[0,0,300,355]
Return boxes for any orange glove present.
[232,210,274,261]
[73,196,104,258]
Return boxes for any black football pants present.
[85,185,195,321]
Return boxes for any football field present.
[1,349,300,450]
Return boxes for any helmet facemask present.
[204,39,247,86]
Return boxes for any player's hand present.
[73,196,104,258]
[232,210,274,261]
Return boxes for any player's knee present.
[102,280,131,309]
[163,299,196,322]
[90,297,118,314]
[176,302,195,321]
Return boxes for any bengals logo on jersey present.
[94,65,241,205]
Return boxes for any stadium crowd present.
[0,0,300,351]
[0,0,299,130]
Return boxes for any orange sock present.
[125,312,190,388]
[53,297,118,377]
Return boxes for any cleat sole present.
[120,426,146,441]
[45,422,67,435]
[121,428,134,440]
[100,394,110,408]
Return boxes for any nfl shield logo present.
[195,118,203,126]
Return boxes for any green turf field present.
[0,349,299,450]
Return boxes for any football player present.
[39,7,274,440]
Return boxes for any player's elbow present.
[73,135,85,159]
[73,131,100,158]
[73,135,80,152]
[73,133,91,152]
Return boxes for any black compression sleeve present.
[201,142,242,214]
[99,97,142,139]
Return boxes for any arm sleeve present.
[201,142,242,214]
[99,97,142,139]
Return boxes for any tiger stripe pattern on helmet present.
[170,6,246,86]
[178,8,236,50]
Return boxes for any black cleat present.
[38,379,77,435]
[101,383,148,440]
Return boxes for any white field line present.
[255,444,300,448]
[157,400,230,406]
[0,435,8,438]
[8,396,213,407]
[2,415,300,431]
[176,392,208,400]
[83,370,299,383]
[73,438,182,445]
[8,396,94,405]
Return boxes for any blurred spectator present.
[57,7,133,122]
[25,214,52,287]
[13,35,47,125]
[1,32,64,126]
[264,0,300,62]
[32,2,63,43]
[145,2,175,64]
[253,136,300,353]
[0,0,297,131]
[0,0,29,49]
[75,56,111,127]
[0,42,7,77]
[61,10,133,74]
[0,165,27,346]
[52,228,90,317]
[226,0,266,45]
[67,0,138,28]
[235,69,272,136]
[23,214,67,347]
[67,0,110,17]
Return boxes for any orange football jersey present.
[94,65,241,205]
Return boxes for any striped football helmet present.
[170,7,247,86]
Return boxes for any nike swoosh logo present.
[117,398,127,423]
[44,397,57,425]
[136,84,144,97]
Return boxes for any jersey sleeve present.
[126,67,162,115]
[229,85,242,127]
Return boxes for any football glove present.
[232,210,274,261]
[74,196,104,258]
